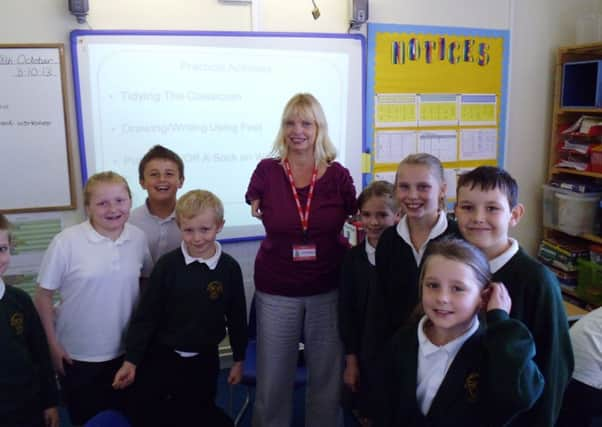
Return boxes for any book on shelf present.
[561,115,602,135]
[538,237,590,273]
[548,177,602,193]
[546,264,578,288]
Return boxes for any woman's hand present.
[250,199,263,219]
[484,282,512,314]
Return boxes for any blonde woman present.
[246,93,356,426]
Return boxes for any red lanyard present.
[284,159,317,235]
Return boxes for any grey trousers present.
[252,290,343,427]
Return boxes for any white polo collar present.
[83,220,131,244]
[489,238,519,273]
[417,314,479,356]
[0,277,5,300]
[396,211,448,264]
[144,198,176,224]
[181,241,222,270]
[365,239,376,266]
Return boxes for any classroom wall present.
[0,0,597,282]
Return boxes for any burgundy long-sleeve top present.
[246,158,357,297]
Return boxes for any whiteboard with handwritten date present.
[0,45,75,213]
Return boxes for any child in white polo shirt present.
[34,171,152,426]
[129,145,184,264]
[557,307,602,427]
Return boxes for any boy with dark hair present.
[455,165,573,426]
[0,214,59,427]
[130,145,185,263]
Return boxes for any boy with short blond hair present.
[0,214,59,427]
[455,166,573,426]
[113,190,247,427]
[130,145,185,263]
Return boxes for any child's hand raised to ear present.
[482,282,512,314]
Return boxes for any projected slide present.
[72,32,364,240]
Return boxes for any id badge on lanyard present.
[292,243,317,262]
[284,160,318,262]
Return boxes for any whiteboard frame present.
[0,43,76,213]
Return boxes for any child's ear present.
[439,182,448,205]
[480,285,492,311]
[216,220,225,233]
[178,175,184,188]
[509,203,525,227]
[139,178,147,190]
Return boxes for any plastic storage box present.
[543,184,602,235]
[556,192,600,235]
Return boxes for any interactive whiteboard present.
[71,30,365,240]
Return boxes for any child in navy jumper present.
[338,180,399,419]
[113,189,247,427]
[366,154,460,353]
[454,166,573,426]
[377,238,544,426]
[0,214,59,427]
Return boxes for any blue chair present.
[233,296,307,426]
[84,410,131,427]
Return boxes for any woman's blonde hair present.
[271,93,337,164]
[83,171,131,206]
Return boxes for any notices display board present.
[367,24,510,201]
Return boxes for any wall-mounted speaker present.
[68,0,89,24]
[351,0,368,28]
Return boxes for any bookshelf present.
[545,43,602,308]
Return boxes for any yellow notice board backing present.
[367,24,509,201]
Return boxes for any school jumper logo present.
[207,281,223,300]
[464,371,479,402]
[10,312,24,335]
